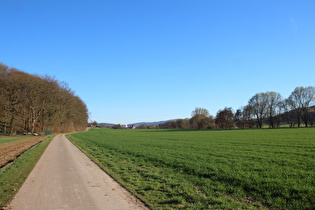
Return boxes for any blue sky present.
[1,0,315,124]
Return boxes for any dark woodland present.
[0,63,88,135]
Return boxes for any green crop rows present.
[67,128,315,209]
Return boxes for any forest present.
[107,86,315,130]
[157,87,315,130]
[0,63,88,135]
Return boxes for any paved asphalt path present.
[9,135,148,210]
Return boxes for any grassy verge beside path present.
[68,128,315,209]
[0,136,53,208]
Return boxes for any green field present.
[0,137,27,145]
[67,128,315,209]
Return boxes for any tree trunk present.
[297,110,301,128]
[3,119,7,134]
[9,101,17,136]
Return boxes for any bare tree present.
[282,98,298,127]
[266,92,282,128]
[234,109,243,129]
[288,86,315,127]
[4,70,29,135]
[112,124,122,129]
[309,107,315,127]
[159,121,175,129]
[234,106,255,129]
[190,107,214,129]
[215,107,235,129]
[0,64,10,133]
[180,118,190,129]
[248,93,269,128]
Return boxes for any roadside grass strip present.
[67,128,315,209]
[0,136,53,208]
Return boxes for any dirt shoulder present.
[8,135,149,210]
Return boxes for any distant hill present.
[98,123,115,126]
[127,120,175,127]
[99,120,175,127]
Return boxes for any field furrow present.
[0,136,48,168]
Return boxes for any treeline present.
[0,63,88,135]
[159,87,315,129]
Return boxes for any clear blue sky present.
[1,0,315,124]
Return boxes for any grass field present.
[0,136,53,208]
[67,128,315,209]
[0,137,27,145]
